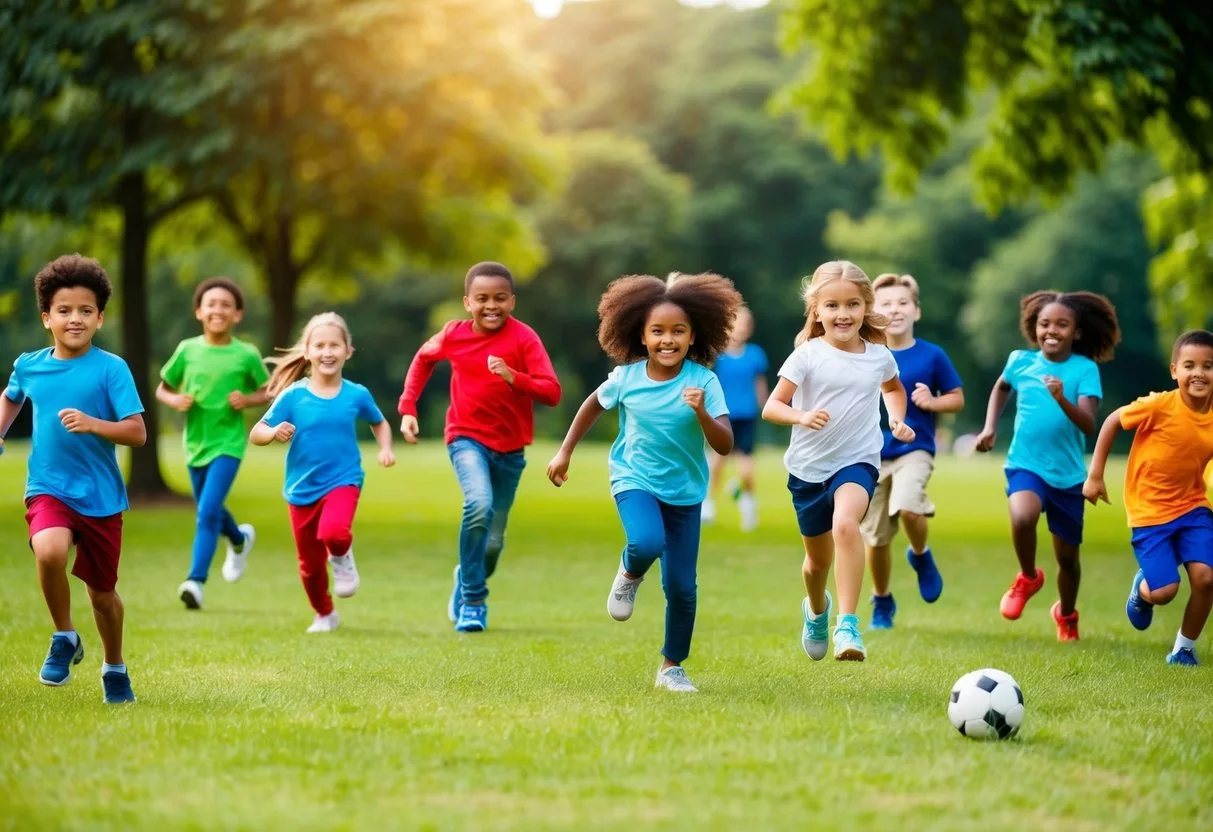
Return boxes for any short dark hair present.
[464,261,514,294]
[34,254,113,313]
[1172,329,1213,361]
[193,276,245,310]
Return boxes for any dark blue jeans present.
[187,455,246,582]
[614,489,701,664]
[447,437,527,604]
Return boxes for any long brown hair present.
[266,312,353,397]
[795,260,888,346]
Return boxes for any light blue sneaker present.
[448,564,462,623]
[39,633,84,686]
[833,614,867,661]
[907,547,943,603]
[102,670,136,704]
[455,602,487,633]
[870,593,896,629]
[1125,569,1153,631]
[1166,647,1198,666]
[801,592,831,661]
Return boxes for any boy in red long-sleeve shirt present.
[399,261,561,632]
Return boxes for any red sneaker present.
[1051,602,1080,641]
[999,568,1045,620]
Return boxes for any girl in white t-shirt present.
[762,261,915,662]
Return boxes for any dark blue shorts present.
[1131,506,1213,591]
[788,463,878,538]
[731,418,756,456]
[1005,469,1084,546]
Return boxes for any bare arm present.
[912,384,964,414]
[1058,394,1099,436]
[250,421,279,446]
[880,377,916,442]
[685,387,732,455]
[754,375,769,410]
[1082,407,1126,504]
[546,392,607,486]
[231,385,271,410]
[156,381,193,412]
[0,393,23,443]
[60,411,147,447]
[975,378,1013,452]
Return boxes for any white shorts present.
[860,450,936,547]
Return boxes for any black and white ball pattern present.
[948,668,1024,740]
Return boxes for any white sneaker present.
[607,566,643,621]
[655,665,698,692]
[306,611,341,633]
[330,550,359,598]
[701,499,716,524]
[221,523,255,583]
[739,493,758,533]
[178,580,203,610]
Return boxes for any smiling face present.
[464,275,516,333]
[643,301,693,371]
[815,279,868,346]
[874,284,919,338]
[42,286,102,357]
[306,324,353,382]
[195,286,243,339]
[1036,301,1079,359]
[1172,343,1213,408]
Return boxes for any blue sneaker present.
[907,547,943,603]
[39,633,84,686]
[1166,647,1198,666]
[1125,569,1153,631]
[870,593,896,629]
[447,564,462,623]
[455,602,487,633]
[801,592,832,661]
[102,670,136,704]
[833,614,866,661]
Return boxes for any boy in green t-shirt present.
[157,277,270,609]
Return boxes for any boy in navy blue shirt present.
[0,255,146,703]
[859,274,964,628]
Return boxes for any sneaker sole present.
[455,624,486,633]
[834,649,866,661]
[39,673,72,686]
[334,585,358,599]
[180,590,201,610]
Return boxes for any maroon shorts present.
[25,495,124,592]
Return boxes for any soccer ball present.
[947,668,1024,740]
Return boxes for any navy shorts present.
[1131,506,1213,591]
[732,418,756,455]
[788,463,879,538]
[1005,469,1084,546]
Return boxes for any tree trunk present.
[267,216,300,351]
[117,165,174,500]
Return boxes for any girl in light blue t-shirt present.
[547,273,741,693]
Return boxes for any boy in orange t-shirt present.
[1085,330,1213,666]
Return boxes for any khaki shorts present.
[860,450,936,547]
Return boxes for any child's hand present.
[399,415,419,444]
[487,355,515,385]
[910,383,936,411]
[378,448,396,468]
[1082,476,1109,505]
[1043,375,1064,402]
[58,408,96,434]
[975,428,996,452]
[227,391,249,411]
[547,451,571,486]
[273,422,296,443]
[798,409,830,430]
[889,419,916,443]
[171,393,194,412]
[682,387,706,413]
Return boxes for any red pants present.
[288,485,360,615]
[26,495,124,592]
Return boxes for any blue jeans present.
[447,437,527,604]
[187,455,246,582]
[614,489,701,664]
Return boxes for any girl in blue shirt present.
[547,273,741,692]
[252,313,395,634]
[976,291,1120,640]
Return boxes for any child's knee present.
[832,514,861,540]
[664,574,697,607]
[195,502,224,529]
[87,587,121,611]
[627,533,664,564]
[31,529,72,566]
[1146,581,1180,605]
[462,497,493,531]
[900,510,922,524]
[1186,563,1213,595]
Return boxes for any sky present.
[530,0,768,18]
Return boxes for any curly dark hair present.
[1019,290,1120,363]
[1172,329,1213,361]
[34,254,112,313]
[597,273,742,365]
[193,276,246,310]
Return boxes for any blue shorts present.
[1005,469,1084,546]
[732,418,756,456]
[1131,506,1213,591]
[788,463,878,538]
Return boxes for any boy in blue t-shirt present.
[0,255,146,703]
[704,306,768,531]
[860,274,964,628]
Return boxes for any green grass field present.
[0,440,1210,831]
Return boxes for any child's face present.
[874,286,920,337]
[1036,301,1079,358]
[195,287,243,337]
[729,309,753,347]
[464,275,516,333]
[42,286,102,356]
[815,280,866,344]
[1172,344,1213,404]
[306,324,352,382]
[643,301,693,368]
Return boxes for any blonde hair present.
[266,312,353,397]
[872,272,920,305]
[794,260,888,347]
